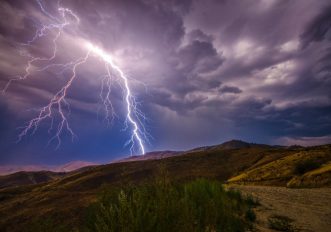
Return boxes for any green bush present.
[294,160,321,175]
[85,179,254,232]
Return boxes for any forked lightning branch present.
[2,0,147,155]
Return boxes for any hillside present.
[0,161,98,176]
[0,140,272,189]
[188,139,271,152]
[0,171,66,189]
[117,150,182,162]
[228,145,331,187]
[0,142,330,231]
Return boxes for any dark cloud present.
[186,29,213,43]
[219,85,242,94]
[176,40,223,76]
[300,4,331,48]
[299,4,331,85]
[0,0,330,165]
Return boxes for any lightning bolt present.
[86,43,145,154]
[2,0,147,155]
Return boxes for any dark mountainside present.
[0,140,266,189]
[0,171,66,189]
[118,150,182,162]
[0,161,98,176]
[0,140,330,231]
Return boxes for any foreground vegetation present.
[25,179,256,231]
[85,179,256,232]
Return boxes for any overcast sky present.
[0,0,330,165]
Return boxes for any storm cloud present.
[0,0,330,164]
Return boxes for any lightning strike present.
[2,0,147,155]
[85,43,146,154]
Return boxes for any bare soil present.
[233,185,331,232]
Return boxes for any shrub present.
[294,160,321,175]
[245,208,256,222]
[85,179,254,232]
[246,195,260,207]
[268,215,294,232]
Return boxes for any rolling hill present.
[0,140,330,231]
[228,145,331,187]
[0,161,98,176]
[0,171,66,189]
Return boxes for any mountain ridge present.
[0,139,319,176]
[0,140,329,190]
[0,161,98,176]
[188,139,271,152]
[0,139,256,176]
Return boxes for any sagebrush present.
[86,179,255,232]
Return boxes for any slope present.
[0,171,66,189]
[228,145,331,187]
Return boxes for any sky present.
[0,0,330,165]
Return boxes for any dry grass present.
[235,185,331,232]
[228,145,331,187]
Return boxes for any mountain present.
[188,139,271,152]
[117,150,182,162]
[0,141,330,231]
[116,140,258,162]
[0,140,267,176]
[0,161,98,176]
[219,139,264,149]
[0,165,52,176]
[0,171,65,189]
[52,161,97,172]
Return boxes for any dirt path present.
[233,185,331,232]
